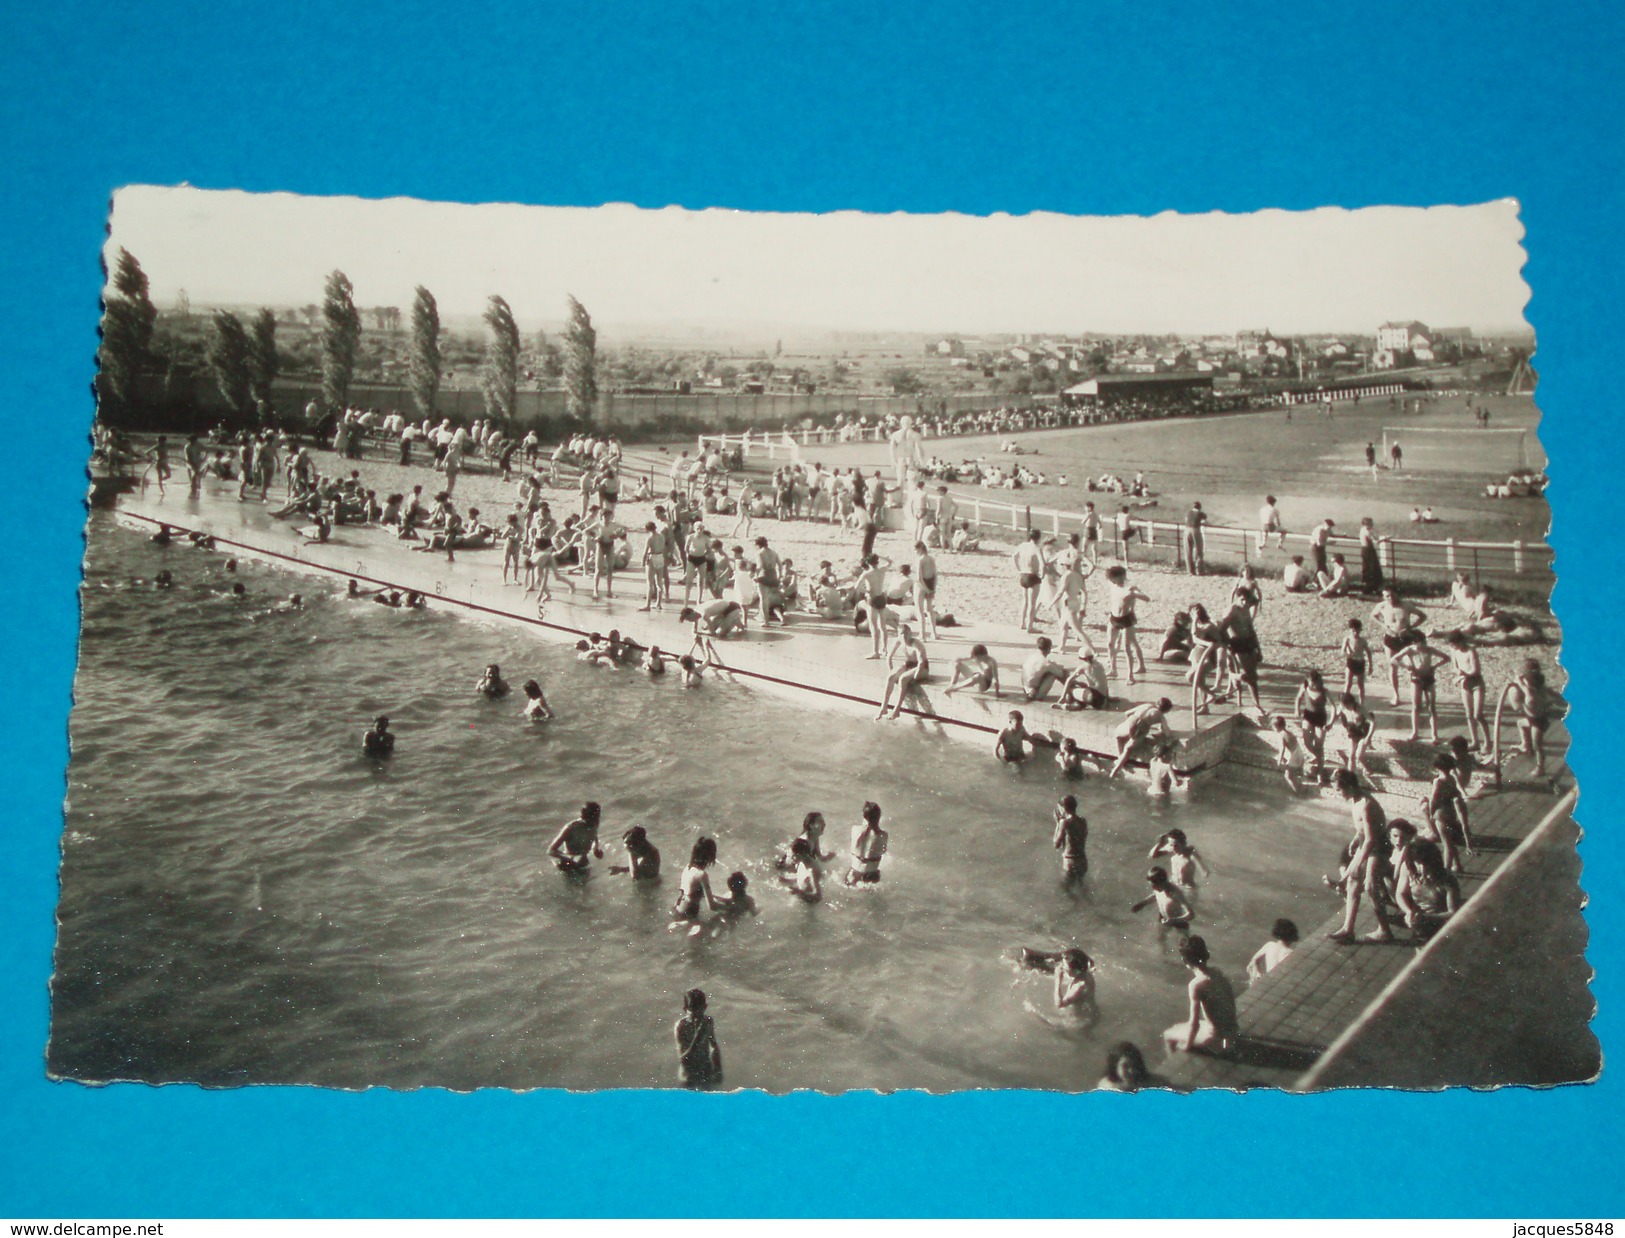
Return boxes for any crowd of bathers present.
[140,409,1565,1089]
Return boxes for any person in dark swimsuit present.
[995,711,1033,764]
[1424,756,1474,872]
[1294,671,1331,776]
[1393,634,1450,742]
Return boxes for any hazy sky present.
[105,186,1530,336]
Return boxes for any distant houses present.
[1374,321,1474,368]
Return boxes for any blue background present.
[3,0,1622,1218]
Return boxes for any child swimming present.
[362,714,395,758]
[994,710,1032,764]
[607,825,661,880]
[1019,946,1097,1014]
[1145,744,1187,797]
[777,837,823,902]
[476,663,510,699]
[678,654,703,688]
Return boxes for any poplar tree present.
[98,247,159,409]
[481,294,520,424]
[249,307,279,406]
[564,295,598,423]
[320,269,361,412]
[408,285,441,418]
[205,310,254,418]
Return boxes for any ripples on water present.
[51,514,1345,1092]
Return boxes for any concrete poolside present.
[112,478,1246,775]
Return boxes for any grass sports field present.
[790,392,1548,548]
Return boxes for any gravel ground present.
[302,442,1563,702]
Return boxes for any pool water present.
[51,513,1346,1092]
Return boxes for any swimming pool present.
[51,514,1347,1091]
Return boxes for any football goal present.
[1381,426,1530,473]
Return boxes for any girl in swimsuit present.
[1423,756,1474,871]
[501,514,524,583]
[527,536,576,606]
[1445,632,1488,750]
[876,624,931,720]
[476,664,510,699]
[1388,820,1461,927]
[1335,693,1373,775]
[521,679,555,721]
[777,838,823,902]
[640,522,669,612]
[1097,1042,1155,1092]
[1188,603,1230,714]
[1294,671,1331,776]
[777,811,837,872]
[1231,565,1263,619]
[672,836,721,919]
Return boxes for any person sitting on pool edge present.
[944,644,1002,697]
[1021,636,1069,701]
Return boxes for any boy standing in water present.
[1052,795,1089,885]
[1131,867,1193,929]
[844,801,888,886]
[674,989,723,1089]
[362,715,394,758]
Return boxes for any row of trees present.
[97,249,601,427]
